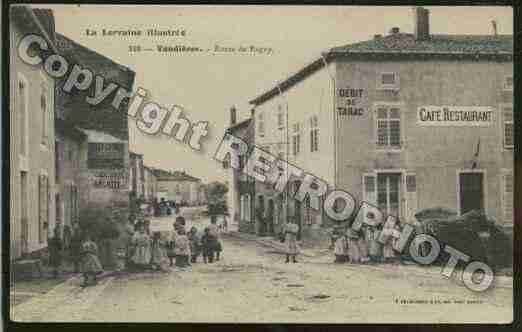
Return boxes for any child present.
[151,232,169,271]
[188,227,201,263]
[167,222,177,267]
[201,227,216,264]
[130,223,152,270]
[48,226,63,278]
[174,229,191,268]
[332,227,348,263]
[346,228,361,264]
[358,225,370,264]
[80,234,103,287]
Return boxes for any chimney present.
[230,106,237,126]
[491,20,498,36]
[414,7,430,41]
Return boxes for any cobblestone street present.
[11,212,512,324]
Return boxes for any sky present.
[40,5,512,182]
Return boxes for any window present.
[504,76,513,91]
[292,123,301,156]
[502,172,513,224]
[55,140,61,181]
[377,173,401,217]
[41,85,48,145]
[18,79,28,156]
[38,174,49,243]
[240,194,251,221]
[277,104,285,129]
[258,113,265,137]
[376,106,401,149]
[502,105,513,148]
[377,72,400,90]
[310,115,319,152]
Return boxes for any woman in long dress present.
[332,226,348,263]
[346,228,361,263]
[366,225,383,263]
[357,225,370,264]
[80,234,103,287]
[131,223,152,269]
[283,218,299,263]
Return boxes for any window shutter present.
[404,173,418,224]
[503,173,513,224]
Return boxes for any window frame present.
[501,103,514,149]
[374,102,404,152]
[501,170,513,225]
[292,122,301,156]
[17,73,29,159]
[309,115,319,152]
[257,112,265,138]
[377,72,400,91]
[40,83,50,147]
[503,75,513,92]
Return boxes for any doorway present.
[20,171,28,256]
[459,172,484,215]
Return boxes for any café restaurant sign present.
[417,106,493,127]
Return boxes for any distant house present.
[153,169,202,206]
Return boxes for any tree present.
[206,181,228,215]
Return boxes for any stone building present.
[248,7,513,244]
[10,7,58,260]
[54,118,86,246]
[224,107,256,234]
[55,33,135,213]
[143,166,158,202]
[154,169,203,206]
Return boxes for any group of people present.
[331,218,402,264]
[48,224,104,288]
[126,215,223,272]
[152,198,178,217]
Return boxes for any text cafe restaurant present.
[331,25,513,234]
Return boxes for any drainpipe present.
[320,52,337,188]
[276,82,289,225]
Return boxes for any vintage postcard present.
[7,4,514,324]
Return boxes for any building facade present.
[225,107,256,233]
[143,166,158,202]
[248,7,514,243]
[54,118,86,246]
[129,152,145,200]
[55,34,135,212]
[10,7,58,259]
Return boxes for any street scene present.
[8,4,514,324]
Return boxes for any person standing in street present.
[48,225,63,278]
[174,228,191,268]
[208,216,222,261]
[332,226,347,263]
[151,232,169,271]
[70,225,83,273]
[188,226,201,263]
[80,233,103,287]
[201,227,216,264]
[365,224,383,263]
[283,218,300,263]
[130,223,152,270]
[346,228,361,263]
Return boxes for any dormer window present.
[377,72,400,90]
